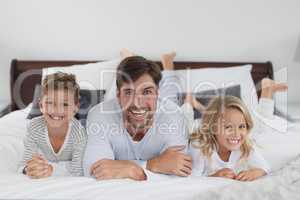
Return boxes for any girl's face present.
[215,107,248,153]
[39,89,79,128]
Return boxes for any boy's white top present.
[83,71,188,178]
[19,116,87,176]
[188,143,271,176]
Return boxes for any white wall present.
[0,0,299,103]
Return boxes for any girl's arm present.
[188,143,206,177]
[247,147,271,174]
[235,147,270,181]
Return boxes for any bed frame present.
[10,59,274,112]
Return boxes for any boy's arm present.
[18,124,38,174]
[69,127,88,176]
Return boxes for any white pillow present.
[105,64,259,111]
[174,65,259,113]
[42,59,121,91]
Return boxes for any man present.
[83,54,191,180]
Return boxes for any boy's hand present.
[26,154,53,179]
[210,168,236,179]
[235,168,266,181]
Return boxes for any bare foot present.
[261,78,288,99]
[161,52,176,70]
[120,48,135,59]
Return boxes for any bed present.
[1,59,299,199]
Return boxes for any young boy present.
[19,72,87,178]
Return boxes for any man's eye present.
[46,101,53,105]
[125,91,132,96]
[143,89,153,95]
[63,103,69,107]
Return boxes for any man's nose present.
[133,93,143,108]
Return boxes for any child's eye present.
[239,124,247,129]
[46,101,53,105]
[63,103,69,107]
[225,125,233,130]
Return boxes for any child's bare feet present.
[120,48,135,59]
[261,78,288,99]
[161,52,176,70]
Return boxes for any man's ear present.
[117,89,120,98]
[156,89,160,97]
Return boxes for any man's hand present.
[210,168,236,179]
[235,168,266,181]
[26,154,53,179]
[90,159,146,181]
[146,145,192,177]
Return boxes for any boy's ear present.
[74,102,80,113]
[39,99,44,113]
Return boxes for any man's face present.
[117,73,159,135]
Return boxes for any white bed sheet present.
[0,107,299,199]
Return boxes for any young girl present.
[19,72,87,178]
[158,52,287,181]
[189,96,270,181]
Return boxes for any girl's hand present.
[235,168,266,181]
[26,154,53,179]
[210,168,236,179]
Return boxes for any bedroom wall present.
[0,0,299,104]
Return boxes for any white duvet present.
[0,107,300,199]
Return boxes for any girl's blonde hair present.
[189,95,254,161]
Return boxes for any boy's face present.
[39,89,79,128]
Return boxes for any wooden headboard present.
[10,59,274,111]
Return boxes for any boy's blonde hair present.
[42,72,80,103]
[190,95,254,161]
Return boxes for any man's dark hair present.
[116,56,162,89]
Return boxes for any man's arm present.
[82,114,115,177]
[83,105,146,181]
[146,111,192,177]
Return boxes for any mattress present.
[0,106,299,199]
